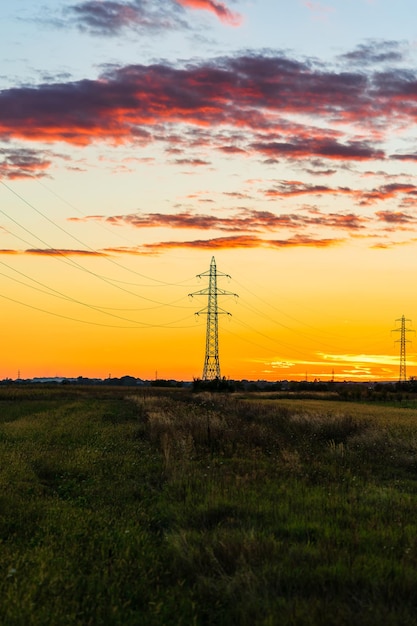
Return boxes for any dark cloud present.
[360,183,417,205]
[301,208,368,231]
[68,207,369,233]
[0,52,416,167]
[173,158,211,166]
[262,180,417,210]
[263,180,353,198]
[25,248,107,256]
[71,210,259,231]
[391,152,417,161]
[66,0,240,35]
[304,166,337,176]
[339,41,405,66]
[218,145,247,155]
[222,191,252,200]
[252,138,383,162]
[67,0,186,35]
[375,210,417,224]
[0,147,52,179]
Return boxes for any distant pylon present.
[189,256,238,380]
[392,315,415,382]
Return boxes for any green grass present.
[1,386,417,624]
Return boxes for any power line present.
[0,289,195,329]
[0,183,204,326]
[0,261,180,326]
[36,178,196,287]
[233,277,342,339]
[232,276,394,357]
[0,180,193,307]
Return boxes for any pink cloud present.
[175,0,242,25]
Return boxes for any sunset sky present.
[1,0,417,382]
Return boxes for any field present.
[1,385,417,625]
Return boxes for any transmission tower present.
[189,256,238,380]
[392,315,415,382]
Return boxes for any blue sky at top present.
[2,0,417,89]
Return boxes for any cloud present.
[0,247,110,258]
[124,211,230,229]
[70,210,274,231]
[252,138,383,162]
[144,235,260,250]
[262,180,417,209]
[25,248,107,256]
[173,158,211,166]
[174,0,242,25]
[1,51,417,176]
[304,165,337,176]
[0,147,52,179]
[339,40,405,66]
[141,233,343,252]
[266,235,343,248]
[391,152,417,162]
[67,1,187,35]
[67,195,417,245]
[370,238,417,249]
[360,183,417,205]
[218,145,247,155]
[302,208,368,230]
[375,210,417,225]
[67,0,240,35]
[263,180,353,198]
[68,207,367,233]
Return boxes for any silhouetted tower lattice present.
[392,315,415,382]
[189,256,238,380]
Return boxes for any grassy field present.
[1,385,417,625]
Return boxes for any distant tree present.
[192,377,235,392]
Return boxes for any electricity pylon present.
[189,256,238,380]
[392,315,415,382]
